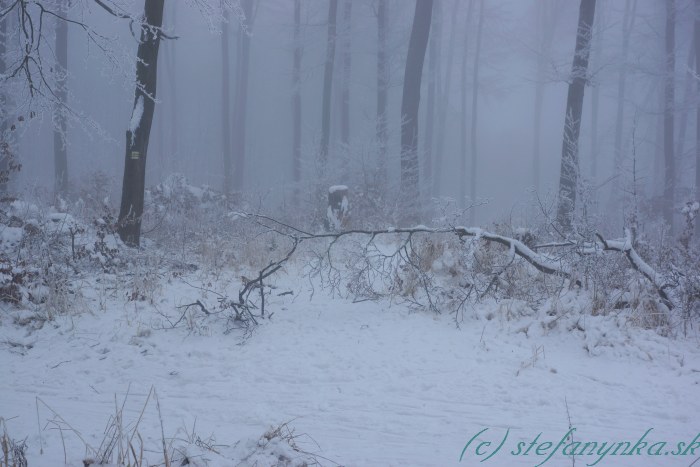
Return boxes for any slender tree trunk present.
[663,0,675,229]
[589,0,602,182]
[117,0,165,247]
[423,0,440,200]
[556,0,597,231]
[695,0,700,237]
[0,0,10,193]
[53,1,69,196]
[376,0,388,181]
[167,5,177,164]
[675,43,695,165]
[292,0,302,205]
[222,8,232,194]
[433,0,460,197]
[319,0,338,170]
[611,0,636,213]
[400,0,433,225]
[468,0,484,224]
[459,1,474,209]
[340,0,351,149]
[232,0,254,192]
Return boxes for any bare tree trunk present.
[400,0,433,225]
[319,0,338,171]
[468,0,484,224]
[222,8,232,194]
[459,1,474,209]
[589,0,602,182]
[117,0,165,247]
[696,0,700,237]
[556,0,596,231]
[292,0,302,205]
[675,44,695,166]
[232,0,254,192]
[663,0,675,230]
[376,0,388,181]
[423,0,440,200]
[433,0,460,197]
[163,4,177,169]
[340,0,351,150]
[0,0,10,193]
[53,0,69,196]
[611,0,636,213]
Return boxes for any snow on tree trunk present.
[117,0,165,247]
[53,0,69,197]
[556,0,597,231]
[326,185,349,231]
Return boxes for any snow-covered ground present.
[1,269,699,466]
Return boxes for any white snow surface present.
[1,270,699,466]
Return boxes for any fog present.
[6,0,698,232]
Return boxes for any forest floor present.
[1,266,700,467]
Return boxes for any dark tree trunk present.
[117,0,165,247]
[292,0,302,205]
[232,0,254,192]
[556,0,596,231]
[376,0,388,181]
[433,0,459,198]
[222,8,232,194]
[400,0,433,225]
[468,0,484,224]
[663,0,675,229]
[319,0,338,169]
[53,0,69,196]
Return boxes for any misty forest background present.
[2,0,698,237]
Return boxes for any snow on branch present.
[596,229,672,309]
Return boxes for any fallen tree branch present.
[596,230,673,309]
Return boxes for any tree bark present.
[117,0,165,247]
[292,0,302,205]
[468,0,484,224]
[376,0,388,181]
[319,0,338,169]
[400,0,433,225]
[53,0,69,196]
[0,0,9,193]
[663,0,675,230]
[556,0,596,231]
[222,8,232,194]
[232,0,254,192]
